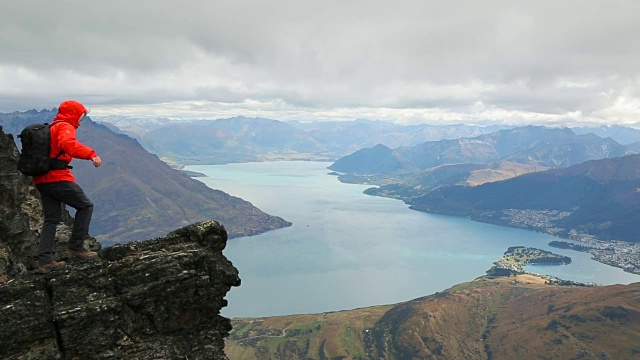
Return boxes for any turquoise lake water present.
[186,161,640,318]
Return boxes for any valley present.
[189,161,640,319]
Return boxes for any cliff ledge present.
[0,125,240,359]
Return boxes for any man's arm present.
[56,123,98,160]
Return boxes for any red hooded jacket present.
[33,100,98,184]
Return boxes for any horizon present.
[5,108,640,130]
[2,1,640,127]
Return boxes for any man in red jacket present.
[34,100,102,271]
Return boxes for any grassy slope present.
[225,277,640,360]
[225,306,393,360]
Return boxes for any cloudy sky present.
[2,0,640,126]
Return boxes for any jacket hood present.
[54,100,88,128]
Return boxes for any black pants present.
[36,181,93,265]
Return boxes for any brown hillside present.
[367,278,640,360]
[553,153,640,184]
[487,283,640,359]
[466,161,548,186]
[226,277,640,360]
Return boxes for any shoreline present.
[455,210,640,276]
[487,246,598,286]
[342,177,640,276]
[459,209,640,276]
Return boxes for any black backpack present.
[17,123,69,176]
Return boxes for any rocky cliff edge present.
[0,126,241,359]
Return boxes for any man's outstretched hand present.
[91,156,102,168]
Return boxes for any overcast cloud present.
[2,0,640,126]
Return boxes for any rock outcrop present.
[0,221,240,359]
[0,126,43,280]
[0,125,241,359]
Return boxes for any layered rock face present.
[0,127,44,280]
[1,221,240,359]
[0,126,241,359]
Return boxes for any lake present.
[186,161,640,318]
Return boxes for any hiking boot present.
[67,248,98,258]
[38,261,66,272]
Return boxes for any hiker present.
[34,100,102,271]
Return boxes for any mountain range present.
[572,124,640,145]
[101,117,640,162]
[100,116,510,164]
[329,126,635,175]
[137,116,330,164]
[0,110,291,244]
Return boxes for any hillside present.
[1,110,291,244]
[364,161,548,199]
[225,276,640,360]
[410,154,640,243]
[329,143,418,176]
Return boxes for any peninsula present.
[486,246,574,281]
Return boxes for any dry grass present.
[226,305,392,360]
[226,279,640,359]
[514,274,548,284]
